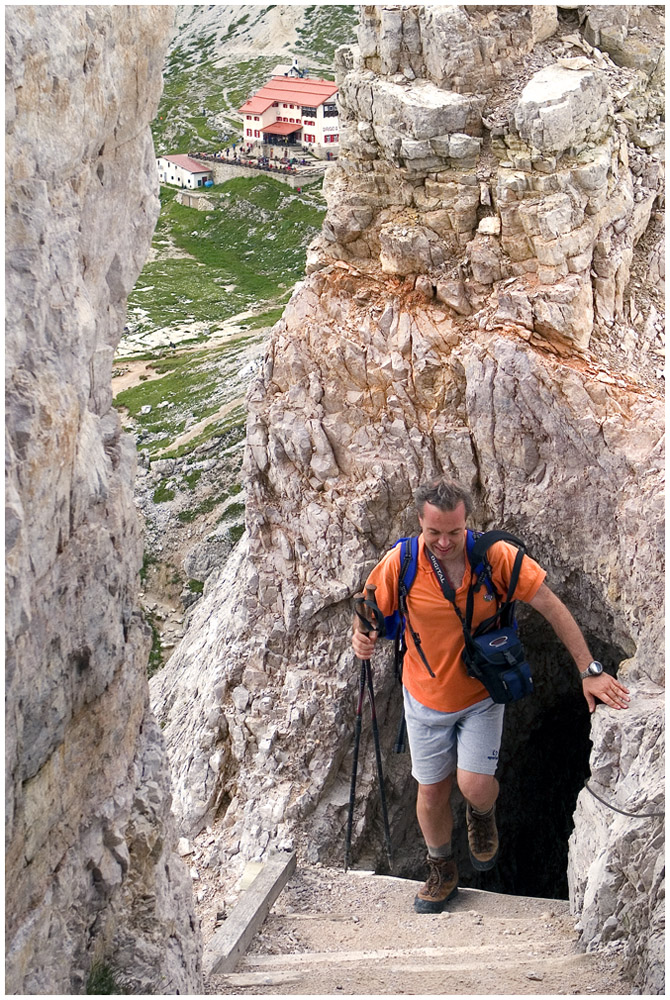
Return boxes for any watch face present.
[590,661,603,675]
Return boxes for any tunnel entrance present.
[352,619,626,902]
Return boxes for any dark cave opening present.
[353,621,627,902]
[477,685,592,899]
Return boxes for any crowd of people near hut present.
[188,143,314,175]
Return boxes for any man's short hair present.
[414,477,474,517]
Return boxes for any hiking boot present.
[413,856,458,913]
[466,803,499,871]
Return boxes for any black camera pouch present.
[463,626,534,704]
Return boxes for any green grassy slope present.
[294,4,359,66]
[138,5,358,339]
[127,178,325,336]
[116,6,360,669]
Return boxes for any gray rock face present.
[582,5,664,75]
[321,5,664,361]
[153,4,664,994]
[568,673,664,994]
[155,280,663,988]
[5,7,202,994]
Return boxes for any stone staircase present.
[204,866,630,995]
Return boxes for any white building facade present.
[156,155,213,188]
[239,76,340,158]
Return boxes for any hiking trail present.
[201,864,630,995]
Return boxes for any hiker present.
[351,477,630,913]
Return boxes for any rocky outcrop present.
[316,4,662,360]
[5,7,202,994]
[153,4,664,994]
[568,664,664,994]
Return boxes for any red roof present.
[242,96,275,114]
[261,122,302,136]
[162,154,212,174]
[239,76,338,114]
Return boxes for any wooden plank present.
[203,852,297,976]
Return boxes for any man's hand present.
[582,673,630,713]
[352,629,378,661]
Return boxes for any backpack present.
[382,530,533,727]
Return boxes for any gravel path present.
[199,864,632,996]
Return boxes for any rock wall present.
[5,7,202,994]
[568,659,664,993]
[152,5,664,993]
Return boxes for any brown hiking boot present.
[414,856,458,913]
[466,803,499,871]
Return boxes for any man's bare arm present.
[528,583,630,713]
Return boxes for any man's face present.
[418,501,467,563]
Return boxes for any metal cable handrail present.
[584,781,664,819]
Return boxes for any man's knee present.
[417,773,454,809]
[456,769,498,806]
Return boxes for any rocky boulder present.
[514,64,609,153]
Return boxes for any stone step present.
[204,866,629,995]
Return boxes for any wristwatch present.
[580,660,604,680]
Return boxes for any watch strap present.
[580,661,602,680]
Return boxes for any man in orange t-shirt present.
[352,477,630,914]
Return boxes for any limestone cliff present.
[152,5,664,994]
[5,7,201,993]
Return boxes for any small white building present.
[239,75,340,159]
[156,154,213,189]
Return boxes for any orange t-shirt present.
[366,532,546,713]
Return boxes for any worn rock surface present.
[152,4,664,995]
[317,4,663,358]
[5,7,201,994]
[568,668,664,994]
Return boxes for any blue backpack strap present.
[383,535,419,639]
[466,529,498,601]
[396,535,435,677]
[398,535,419,597]
[466,529,527,634]
[391,534,420,752]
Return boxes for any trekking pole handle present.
[354,586,385,637]
[354,593,373,636]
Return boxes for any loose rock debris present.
[199,865,632,995]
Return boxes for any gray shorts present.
[403,687,505,785]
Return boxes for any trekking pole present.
[393,709,407,754]
[344,657,366,873]
[392,631,407,754]
[364,650,394,870]
[345,587,393,872]
[363,588,393,867]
